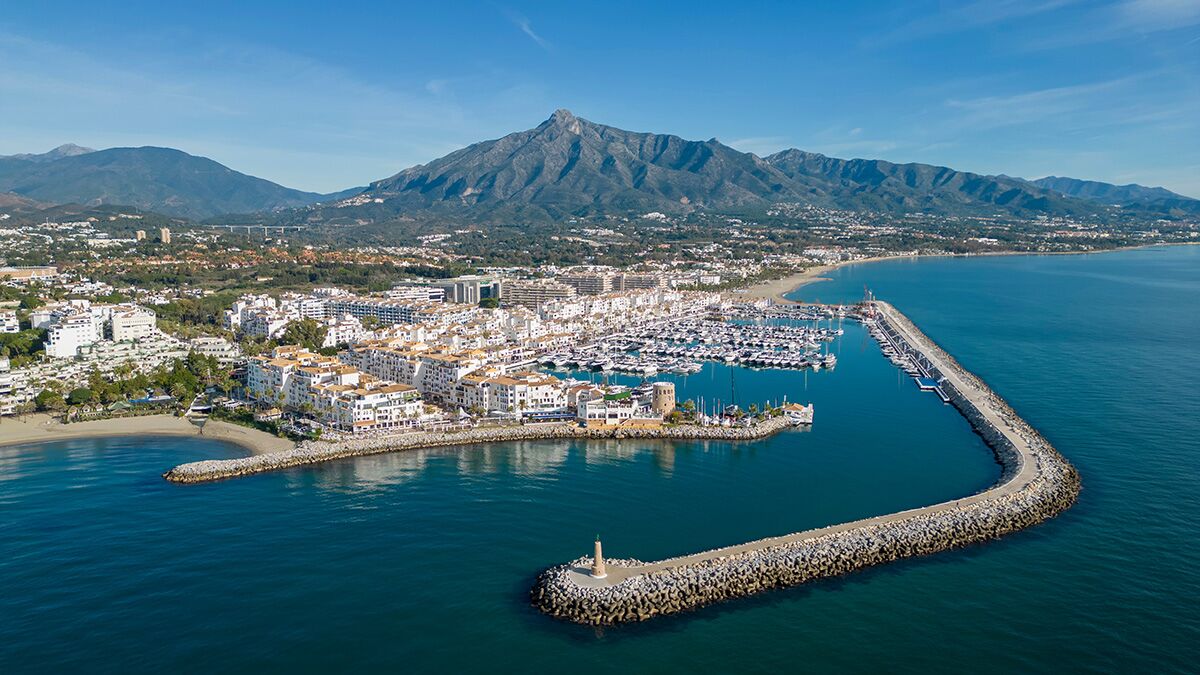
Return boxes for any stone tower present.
[652,381,676,417]
[591,535,607,579]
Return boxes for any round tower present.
[651,381,676,417]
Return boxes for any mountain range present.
[3,113,1196,223]
[0,145,355,219]
[1029,176,1198,212]
[354,109,1197,221]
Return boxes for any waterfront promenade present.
[163,416,794,483]
[532,301,1080,624]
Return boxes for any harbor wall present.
[531,302,1080,625]
[163,416,793,484]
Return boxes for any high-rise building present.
[159,227,171,244]
[135,230,146,241]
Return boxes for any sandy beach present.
[0,413,294,455]
[739,256,898,304]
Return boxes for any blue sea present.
[2,245,1197,672]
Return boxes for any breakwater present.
[163,416,792,484]
[531,301,1080,625]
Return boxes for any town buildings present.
[246,345,426,432]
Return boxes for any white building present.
[189,336,243,365]
[111,308,157,342]
[0,310,18,333]
[45,313,100,358]
[323,315,365,348]
[578,394,637,425]
[503,279,576,308]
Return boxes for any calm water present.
[3,246,1198,672]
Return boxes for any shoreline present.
[530,301,1080,625]
[739,242,1197,305]
[0,413,295,455]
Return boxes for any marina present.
[540,310,843,377]
[531,300,1079,625]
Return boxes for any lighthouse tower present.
[591,535,607,579]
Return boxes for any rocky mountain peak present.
[544,108,583,134]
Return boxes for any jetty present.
[531,301,1080,625]
[163,415,794,484]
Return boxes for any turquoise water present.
[3,246,1198,672]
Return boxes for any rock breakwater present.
[531,302,1080,625]
[163,416,792,484]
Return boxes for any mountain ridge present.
[1031,175,1196,205]
[352,110,1164,222]
[4,112,1195,222]
[0,146,351,219]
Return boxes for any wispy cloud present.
[727,136,791,156]
[0,31,551,191]
[1021,0,1200,49]
[867,0,1081,47]
[506,11,551,50]
[944,76,1140,129]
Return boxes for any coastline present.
[739,242,1197,305]
[0,413,294,455]
[739,256,899,304]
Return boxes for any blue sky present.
[2,0,1198,196]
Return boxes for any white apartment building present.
[246,345,425,432]
[503,279,576,308]
[0,310,18,333]
[189,336,243,365]
[340,342,486,404]
[223,295,277,331]
[387,284,447,302]
[322,314,365,348]
[111,308,157,342]
[45,313,100,358]
[0,356,28,415]
[559,272,614,295]
[322,380,424,432]
[455,370,565,414]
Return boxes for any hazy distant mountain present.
[354,110,1118,222]
[0,146,346,219]
[0,192,46,209]
[1032,174,1190,206]
[764,149,1088,215]
[3,144,96,163]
